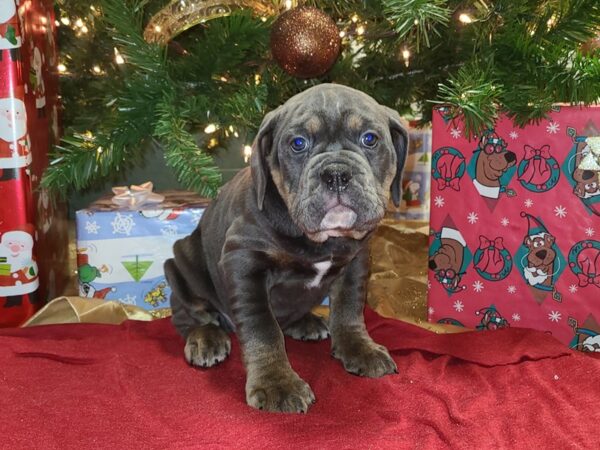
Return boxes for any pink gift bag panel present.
[427,106,600,349]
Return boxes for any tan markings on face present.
[305,116,322,135]
[270,167,295,208]
[346,114,364,132]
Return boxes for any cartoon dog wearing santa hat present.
[472,130,517,199]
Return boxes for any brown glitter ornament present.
[270,6,341,79]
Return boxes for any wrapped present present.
[388,124,431,221]
[76,183,209,311]
[427,105,600,350]
[0,0,68,326]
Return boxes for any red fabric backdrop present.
[1,310,598,449]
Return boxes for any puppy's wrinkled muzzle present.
[319,205,357,230]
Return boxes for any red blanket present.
[1,310,598,449]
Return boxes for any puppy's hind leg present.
[164,235,231,368]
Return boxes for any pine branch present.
[382,0,451,50]
[155,100,222,198]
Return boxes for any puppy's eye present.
[290,136,308,153]
[361,132,379,148]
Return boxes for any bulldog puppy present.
[164,84,407,413]
[523,233,557,288]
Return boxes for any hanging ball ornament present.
[270,6,341,79]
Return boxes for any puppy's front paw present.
[246,367,315,413]
[283,313,329,341]
[332,334,397,378]
[184,324,231,368]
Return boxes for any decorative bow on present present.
[519,145,551,184]
[111,182,165,209]
[475,236,505,274]
[577,273,600,288]
[436,177,460,191]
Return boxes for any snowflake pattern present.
[512,313,521,322]
[509,131,519,140]
[111,213,136,236]
[524,198,534,208]
[434,195,445,208]
[161,224,179,237]
[119,294,137,305]
[467,211,479,224]
[85,221,100,235]
[507,285,516,294]
[549,311,562,322]
[453,300,464,312]
[472,280,484,293]
[450,127,462,139]
[569,284,578,294]
[554,205,567,218]
[501,217,510,227]
[585,227,595,237]
[546,122,560,134]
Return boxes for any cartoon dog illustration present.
[429,227,466,292]
[523,233,557,288]
[472,130,517,199]
[569,317,600,352]
[572,140,600,199]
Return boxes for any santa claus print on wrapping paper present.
[473,235,512,281]
[0,88,31,168]
[563,123,600,217]
[467,129,517,209]
[515,213,565,303]
[29,46,45,118]
[0,0,22,62]
[517,144,561,192]
[569,315,600,352]
[431,146,465,192]
[0,229,38,303]
[429,219,471,295]
[568,240,600,289]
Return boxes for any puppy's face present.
[252,84,407,242]
[525,234,556,268]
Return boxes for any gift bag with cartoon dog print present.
[427,105,600,352]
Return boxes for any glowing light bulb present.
[414,19,419,25]
[547,14,557,28]
[402,48,410,67]
[244,145,253,163]
[75,18,84,28]
[284,0,293,10]
[356,25,365,35]
[458,13,473,24]
[55,20,60,27]
[60,17,70,26]
[93,65,101,74]
[81,25,89,34]
[261,17,267,22]
[204,124,217,134]
[57,63,67,73]
[114,48,125,64]
[154,25,162,33]
[254,73,262,85]
[40,17,47,25]
[351,14,359,23]
[339,30,346,38]
[234,131,239,138]
[220,76,228,82]
[97,146,103,154]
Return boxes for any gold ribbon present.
[111,181,165,209]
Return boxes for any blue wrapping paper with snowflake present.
[75,187,209,311]
[428,106,600,351]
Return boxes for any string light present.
[114,48,125,64]
[254,73,261,85]
[458,13,473,24]
[154,25,162,33]
[547,14,557,28]
[96,146,103,154]
[243,145,253,163]
[57,63,67,73]
[55,20,60,27]
[204,124,217,134]
[228,125,235,132]
[284,0,293,10]
[92,65,102,74]
[220,76,228,82]
[351,14,359,23]
[261,17,267,22]
[234,131,239,138]
[356,25,365,35]
[60,17,70,26]
[75,18,84,28]
[339,30,346,38]
[40,16,47,25]
[207,137,219,149]
[81,25,89,34]
[402,48,410,67]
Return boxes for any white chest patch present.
[306,261,332,289]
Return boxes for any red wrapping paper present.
[0,0,67,326]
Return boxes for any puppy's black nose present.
[583,170,595,180]
[536,250,547,260]
[321,167,352,192]
[429,259,437,270]
[505,151,516,163]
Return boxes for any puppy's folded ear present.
[382,106,409,207]
[251,107,281,211]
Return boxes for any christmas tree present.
[44,0,600,198]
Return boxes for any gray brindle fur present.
[164,84,408,413]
